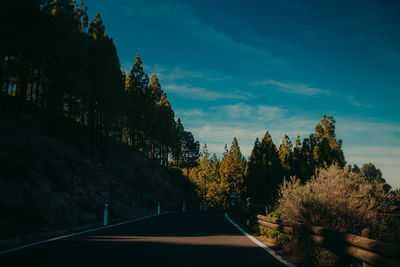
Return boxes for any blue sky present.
[85,0,400,188]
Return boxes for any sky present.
[84,0,400,189]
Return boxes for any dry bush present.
[277,164,382,234]
[276,164,392,266]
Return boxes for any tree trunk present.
[89,105,95,152]
[28,70,34,101]
[165,145,168,167]
[1,55,9,95]
[4,76,10,96]
[17,69,28,101]
[135,130,138,149]
[34,69,41,104]
[141,133,145,153]
[105,124,109,155]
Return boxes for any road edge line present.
[224,212,296,267]
[0,213,163,256]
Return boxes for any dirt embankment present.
[0,111,198,242]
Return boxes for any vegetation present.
[0,0,199,167]
[272,164,399,266]
[244,115,348,209]
[189,138,246,208]
[246,131,283,206]
[278,165,389,234]
[187,113,397,216]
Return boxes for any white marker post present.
[104,203,109,226]
[157,202,160,215]
[182,200,186,212]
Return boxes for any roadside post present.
[182,200,186,212]
[157,202,160,215]
[230,192,237,208]
[104,203,109,226]
[246,197,251,226]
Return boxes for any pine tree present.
[126,54,149,150]
[245,131,283,205]
[360,163,385,183]
[206,153,227,207]
[278,134,294,178]
[190,144,211,207]
[145,74,163,159]
[352,164,360,174]
[86,12,124,161]
[170,118,199,169]
[245,138,261,202]
[292,135,305,181]
[220,137,247,202]
[171,118,184,166]
[313,115,346,167]
[299,134,318,181]
[157,93,175,166]
[147,75,163,104]
[292,115,346,183]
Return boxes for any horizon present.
[84,0,400,188]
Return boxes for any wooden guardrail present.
[256,214,400,266]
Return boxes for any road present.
[0,211,286,267]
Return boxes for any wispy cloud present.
[207,103,287,120]
[344,95,371,108]
[174,108,205,118]
[216,103,252,118]
[257,105,288,119]
[251,80,330,96]
[251,79,371,108]
[164,84,247,101]
[145,64,229,83]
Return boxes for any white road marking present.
[224,212,296,267]
[0,213,162,255]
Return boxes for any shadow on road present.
[0,211,285,267]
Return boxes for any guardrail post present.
[157,202,160,215]
[361,228,371,267]
[103,203,109,226]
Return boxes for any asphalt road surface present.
[0,211,286,267]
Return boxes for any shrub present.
[277,164,382,234]
[269,210,285,219]
[259,224,268,236]
[276,164,398,266]
[267,228,280,239]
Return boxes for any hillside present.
[0,100,198,241]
